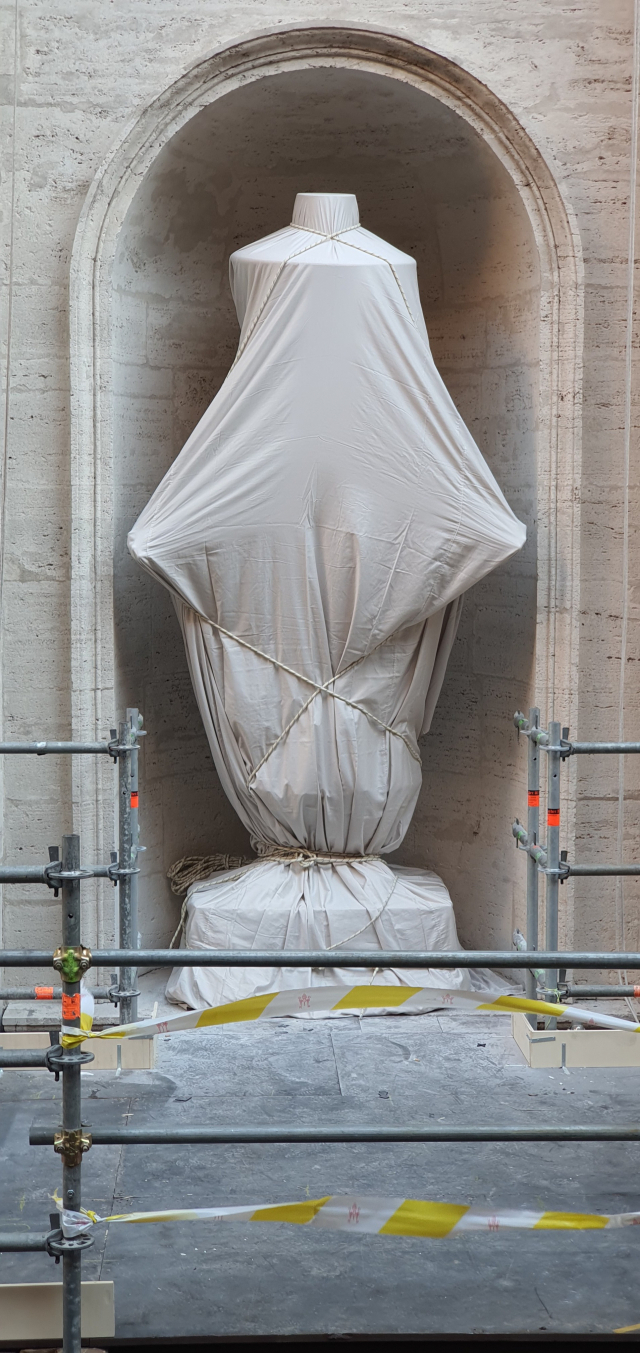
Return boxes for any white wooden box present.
[512,1012,640,1068]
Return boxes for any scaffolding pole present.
[545,721,561,1023]
[0,985,114,1001]
[0,1232,50,1251]
[0,742,113,755]
[0,720,141,1353]
[526,707,540,1018]
[60,834,84,1353]
[5,948,640,969]
[28,1124,640,1145]
[117,709,140,1024]
[512,710,640,1017]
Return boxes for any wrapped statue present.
[129,193,525,1011]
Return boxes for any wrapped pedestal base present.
[166,859,507,1014]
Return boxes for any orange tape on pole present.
[62,993,81,1021]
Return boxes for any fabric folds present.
[128,193,526,1010]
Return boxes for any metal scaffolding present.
[0,710,143,1351]
[512,707,640,1023]
[1,706,640,1351]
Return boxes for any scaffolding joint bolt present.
[53,1126,92,1169]
[52,945,92,982]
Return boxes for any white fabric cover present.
[128,193,526,1011]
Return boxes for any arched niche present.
[69,27,582,952]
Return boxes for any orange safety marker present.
[35,985,54,1000]
[547,808,560,826]
[130,791,139,809]
[634,986,640,999]
[61,992,81,1022]
[528,791,540,807]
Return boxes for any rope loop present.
[230,221,416,373]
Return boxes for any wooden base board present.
[512,1012,640,1068]
[0,1281,114,1339]
[0,1030,155,1070]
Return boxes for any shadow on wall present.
[111,66,538,948]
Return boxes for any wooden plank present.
[0,1030,155,1069]
[0,1280,114,1339]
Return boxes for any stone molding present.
[68,24,584,943]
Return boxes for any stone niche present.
[111,66,539,950]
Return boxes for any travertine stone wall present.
[0,3,637,972]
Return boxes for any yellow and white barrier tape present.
[61,984,640,1047]
[57,1194,640,1240]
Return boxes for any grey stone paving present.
[2,1007,640,1338]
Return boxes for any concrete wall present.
[0,3,637,972]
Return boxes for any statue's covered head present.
[229,192,430,355]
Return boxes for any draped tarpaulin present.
[128,193,525,1011]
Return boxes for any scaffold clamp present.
[52,945,93,982]
[53,1126,92,1169]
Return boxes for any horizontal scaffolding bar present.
[5,949,640,969]
[0,1231,49,1251]
[566,864,640,876]
[568,742,640,755]
[0,987,111,1001]
[563,986,639,999]
[0,864,110,884]
[0,866,48,883]
[0,1049,49,1068]
[29,1124,640,1145]
[62,949,640,970]
[0,741,111,755]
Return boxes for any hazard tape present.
[59,984,640,1047]
[57,1195,640,1240]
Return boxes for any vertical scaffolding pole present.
[61,833,82,1353]
[546,720,561,1026]
[118,709,140,1025]
[526,708,540,1022]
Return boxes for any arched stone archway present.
[68,26,582,950]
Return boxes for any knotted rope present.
[167,846,391,950]
[253,842,381,868]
